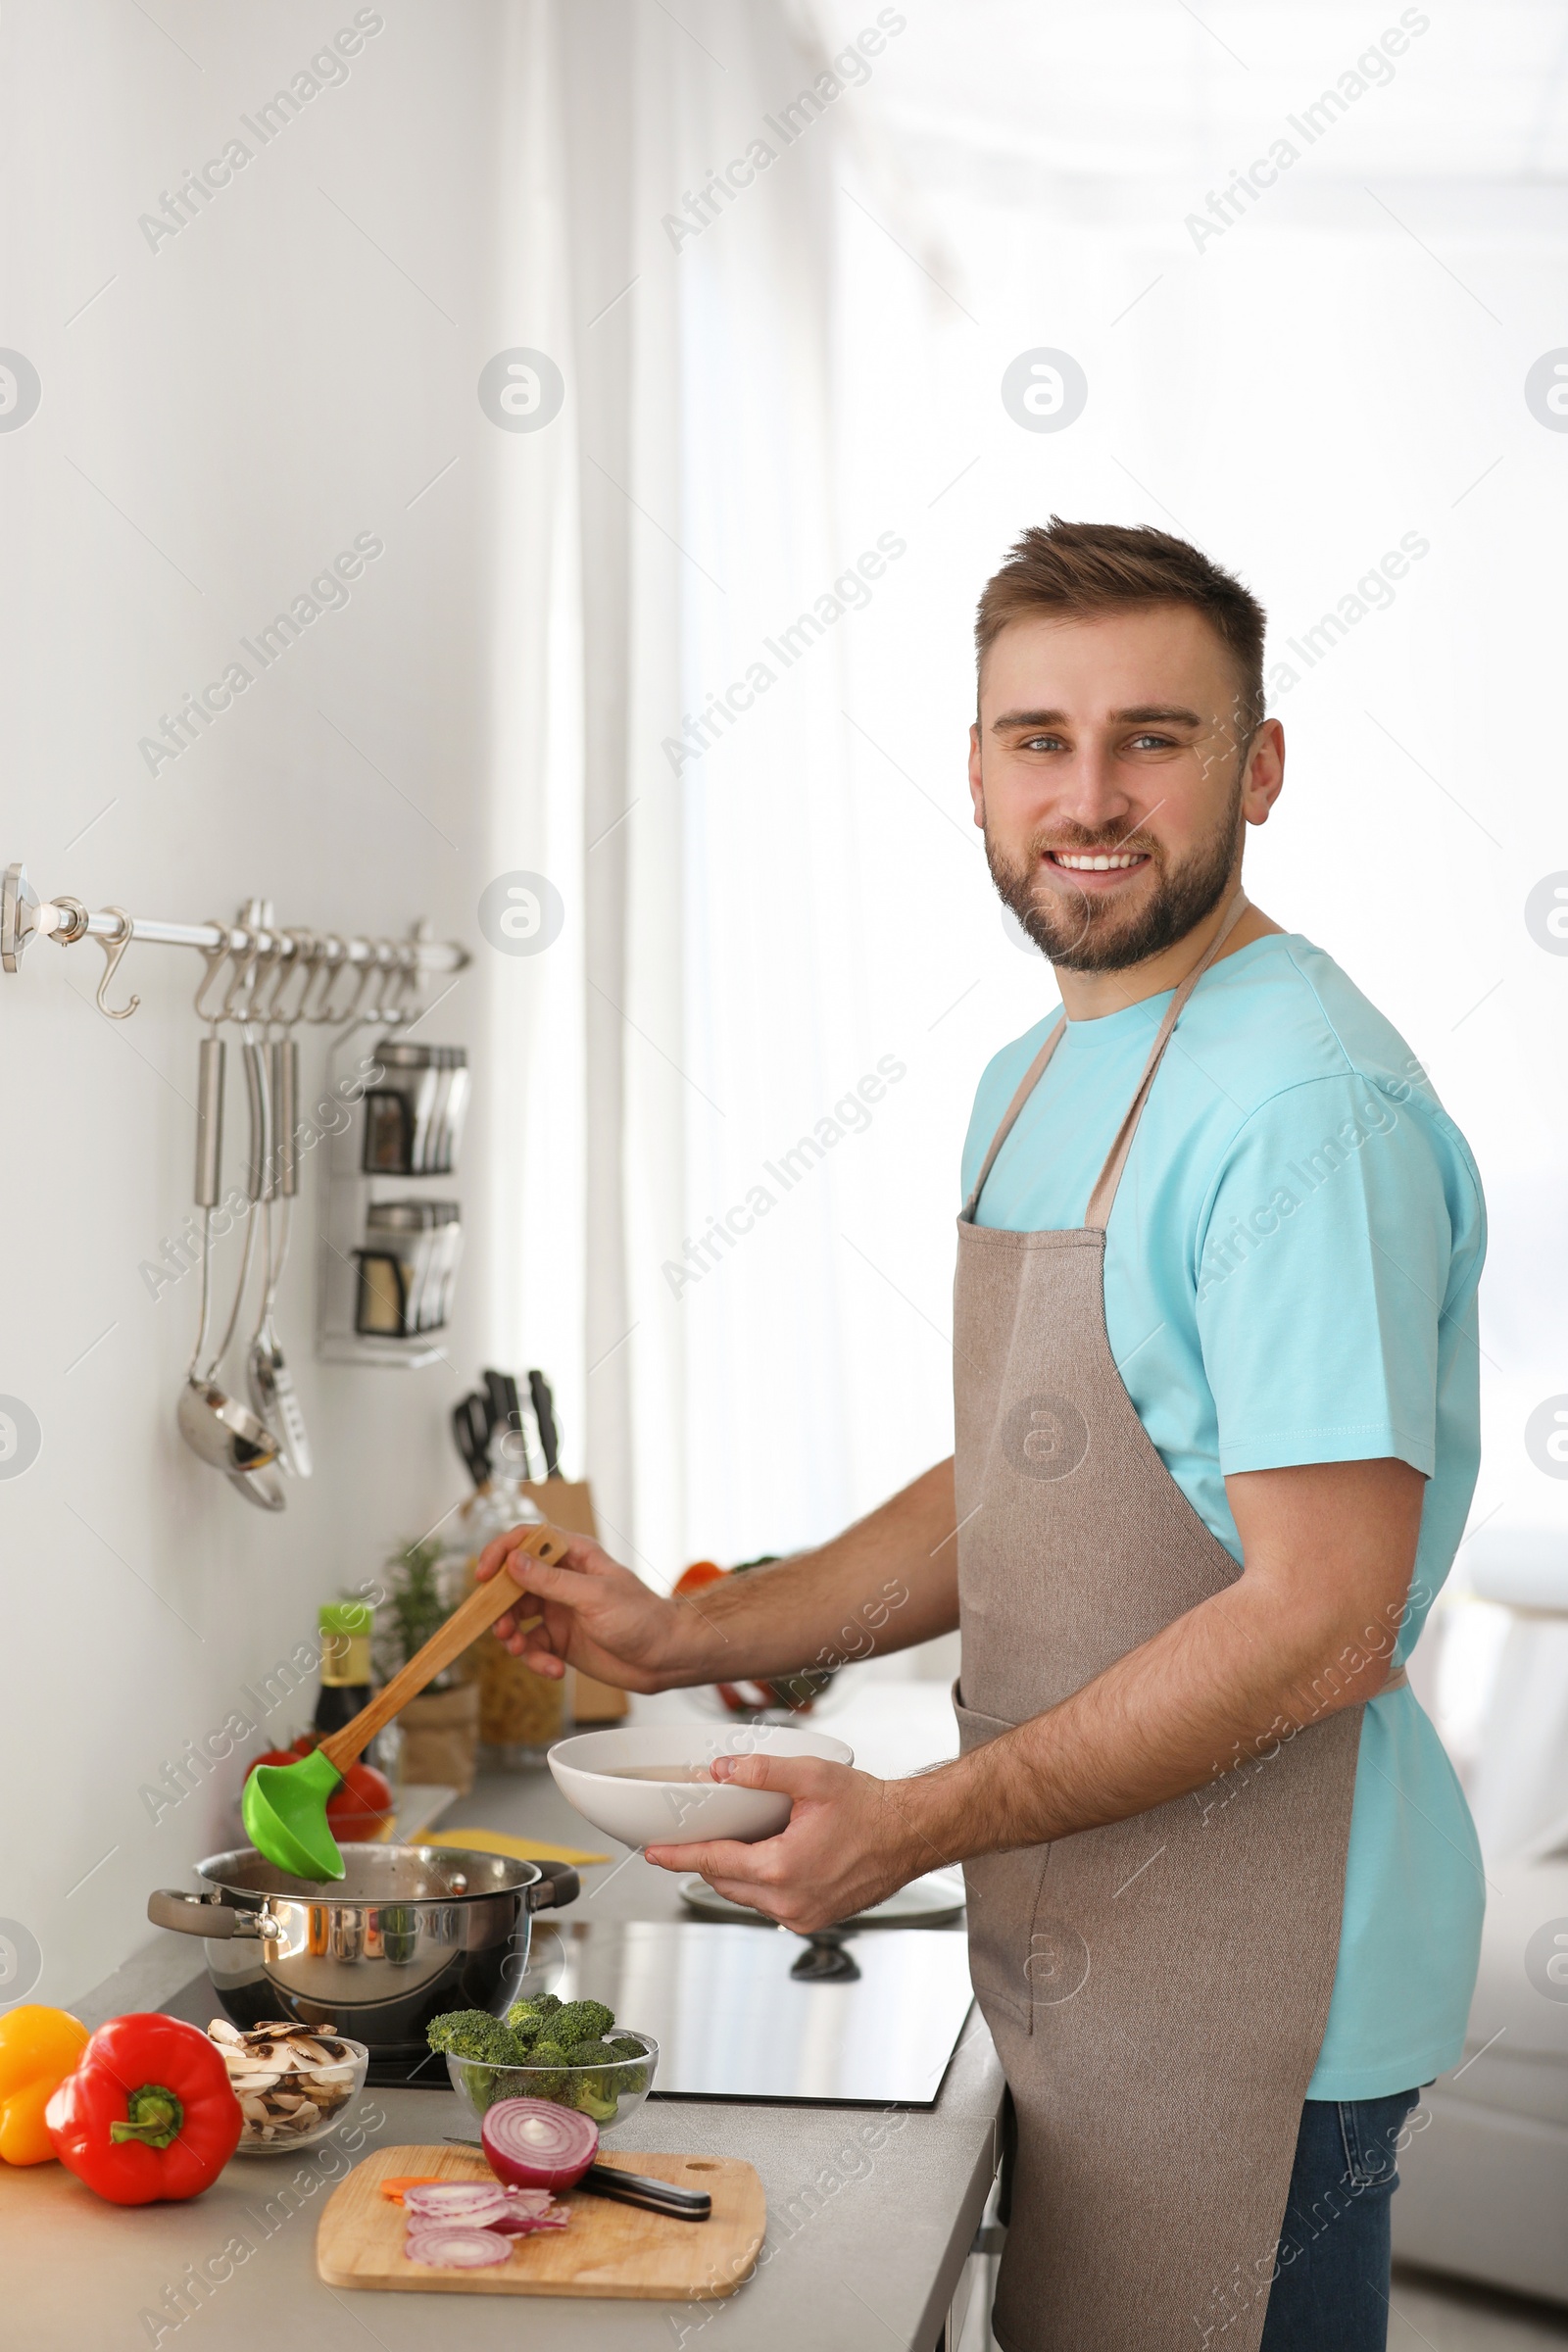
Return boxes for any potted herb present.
[377,1537,482,1793]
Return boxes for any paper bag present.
[516,1479,629,1723]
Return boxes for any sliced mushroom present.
[284,2035,341,2066]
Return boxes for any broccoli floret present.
[560,2037,617,2068]
[428,2009,530,2114]
[566,2032,651,2121]
[574,2078,620,2125]
[448,2058,514,2113]
[515,2038,572,2101]
[550,1999,615,2048]
[426,2010,519,2063]
[603,2034,651,2097]
[504,1992,563,2044]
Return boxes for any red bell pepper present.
[45,2015,241,2204]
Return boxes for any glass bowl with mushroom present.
[207,2019,368,2154]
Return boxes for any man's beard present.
[987,782,1244,973]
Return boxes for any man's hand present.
[474,1530,696,1693]
[470,1458,961,1698]
[643,1755,933,1933]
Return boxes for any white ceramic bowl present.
[548,1722,855,1848]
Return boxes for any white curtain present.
[487,0,886,1584]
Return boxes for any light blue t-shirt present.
[961,931,1486,2100]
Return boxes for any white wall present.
[0,2,547,2005]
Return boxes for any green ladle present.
[241,1523,567,1878]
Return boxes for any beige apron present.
[955,898,1366,2352]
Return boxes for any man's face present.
[968,604,1282,972]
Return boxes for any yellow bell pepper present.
[0,2006,92,2166]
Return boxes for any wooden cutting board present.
[317,2144,765,2300]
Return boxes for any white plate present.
[547,1721,854,1848]
[676,1867,966,1929]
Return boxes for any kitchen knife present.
[482,1367,511,1439]
[577,2161,710,2221]
[443,2141,710,2221]
[483,1366,533,1479]
[451,1393,491,1488]
[527,1370,561,1478]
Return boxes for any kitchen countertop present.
[2,1686,1005,2350]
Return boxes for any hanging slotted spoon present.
[246,1030,312,1477]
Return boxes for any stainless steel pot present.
[148,1845,577,2064]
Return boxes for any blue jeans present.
[1259,2089,1421,2351]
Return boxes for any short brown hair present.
[975,517,1267,738]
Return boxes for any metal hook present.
[351,942,400,1032]
[194,924,236,1026]
[320,944,375,1027]
[271,930,320,1027]
[255,930,301,1024]
[93,906,141,1020]
[374,947,417,1031]
[245,930,285,1027]
[220,926,270,1028]
[300,936,348,1024]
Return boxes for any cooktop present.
[507,1918,976,2107]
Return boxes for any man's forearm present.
[661,1458,960,1689]
[893,1458,1421,1867]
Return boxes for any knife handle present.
[528,1369,561,1478]
[580,2161,711,2221]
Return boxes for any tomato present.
[674,1561,727,1596]
[242,1750,393,1840]
[325,1761,395,1842]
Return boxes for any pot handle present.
[148,1888,282,1940]
[526,1860,579,1912]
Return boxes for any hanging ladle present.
[175,931,284,1504]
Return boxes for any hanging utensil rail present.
[1,859,468,1019]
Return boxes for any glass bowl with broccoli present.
[429,1995,658,2133]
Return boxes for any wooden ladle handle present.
[318,1523,568,1775]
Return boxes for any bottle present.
[314,1601,374,1738]
[439,1477,567,1764]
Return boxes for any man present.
[479,519,1487,2352]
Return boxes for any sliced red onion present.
[482,2096,599,2190]
[503,2186,558,2218]
[491,2203,571,2235]
[402,2181,511,2225]
[403,2226,514,2269]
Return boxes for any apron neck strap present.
[1083,887,1250,1230]
[960,888,1250,1229]
[960,1014,1068,1222]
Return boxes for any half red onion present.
[482,2097,600,2190]
[402,2181,511,2225]
[403,2226,514,2269]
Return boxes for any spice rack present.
[315,1029,470,1369]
